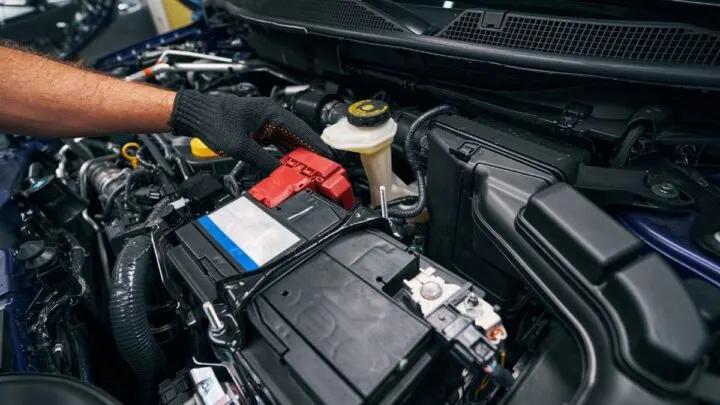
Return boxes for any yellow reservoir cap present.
[190,138,219,158]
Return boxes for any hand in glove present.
[170,89,332,174]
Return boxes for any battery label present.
[198,197,300,271]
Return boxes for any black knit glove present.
[170,89,332,174]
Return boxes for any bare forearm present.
[0,44,175,138]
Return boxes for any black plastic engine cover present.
[424,114,708,402]
[425,114,589,303]
[518,183,708,387]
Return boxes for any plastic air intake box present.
[425,115,589,303]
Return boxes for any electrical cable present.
[388,105,454,219]
[234,355,259,405]
[138,134,174,174]
[65,320,92,383]
[474,351,506,400]
[135,148,157,169]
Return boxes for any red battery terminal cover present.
[249,148,355,209]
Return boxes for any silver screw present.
[202,302,225,333]
[379,186,389,219]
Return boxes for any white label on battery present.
[198,197,300,270]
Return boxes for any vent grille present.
[438,11,720,66]
[237,0,406,33]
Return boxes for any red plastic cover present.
[249,148,354,209]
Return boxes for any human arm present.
[0,43,331,173]
[0,43,175,137]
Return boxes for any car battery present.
[167,190,347,302]
[168,190,508,405]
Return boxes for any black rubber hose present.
[124,169,150,212]
[109,235,167,405]
[36,330,57,373]
[32,295,76,373]
[610,124,647,168]
[65,233,89,295]
[66,325,92,383]
[103,182,127,220]
[61,139,94,160]
[64,232,86,277]
[388,105,454,218]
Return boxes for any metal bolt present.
[202,302,225,333]
[466,293,480,308]
[651,182,680,199]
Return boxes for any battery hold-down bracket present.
[249,148,355,209]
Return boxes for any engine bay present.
[2,7,720,405]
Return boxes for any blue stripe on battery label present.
[197,216,259,271]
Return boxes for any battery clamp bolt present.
[202,302,225,333]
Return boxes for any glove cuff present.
[170,89,217,140]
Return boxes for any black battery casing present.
[167,190,346,302]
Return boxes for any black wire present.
[388,105,455,219]
[135,147,157,169]
[453,374,473,405]
[386,195,418,208]
[234,354,259,405]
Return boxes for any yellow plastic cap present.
[190,137,218,157]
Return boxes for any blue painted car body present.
[620,212,720,287]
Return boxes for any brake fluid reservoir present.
[321,100,415,205]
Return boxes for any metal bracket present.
[574,165,695,212]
